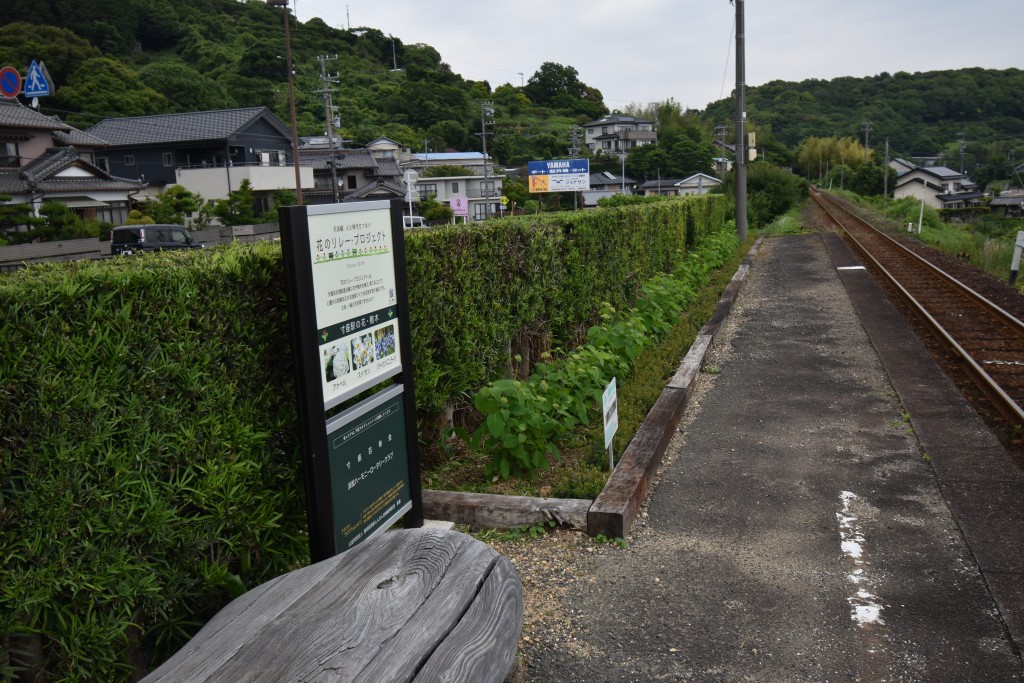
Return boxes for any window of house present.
[481,181,495,197]
[0,141,19,167]
[451,181,459,193]
[473,203,487,220]
[162,152,173,167]
[96,157,109,173]
[347,175,357,189]
[602,141,611,149]
[417,183,438,197]
[124,155,135,166]
[601,127,608,134]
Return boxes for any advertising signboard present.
[280,199,423,561]
[527,158,590,192]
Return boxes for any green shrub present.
[1,245,307,680]
[0,194,730,680]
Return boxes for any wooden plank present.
[423,490,591,530]
[413,558,523,683]
[142,529,523,683]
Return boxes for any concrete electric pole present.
[733,0,747,241]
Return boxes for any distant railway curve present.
[810,187,1024,429]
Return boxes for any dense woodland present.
[2,0,1022,188]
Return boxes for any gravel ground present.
[484,365,718,682]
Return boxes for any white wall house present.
[582,114,656,158]
[893,166,981,209]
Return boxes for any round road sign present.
[0,66,22,98]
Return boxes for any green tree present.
[138,61,235,113]
[139,185,207,225]
[422,165,475,178]
[213,179,257,226]
[124,209,155,225]
[419,194,453,225]
[0,195,43,245]
[525,62,586,107]
[57,57,168,126]
[0,24,101,88]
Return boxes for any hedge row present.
[405,196,728,415]
[0,195,728,681]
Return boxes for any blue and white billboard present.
[528,158,590,193]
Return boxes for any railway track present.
[810,188,1024,430]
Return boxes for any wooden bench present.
[141,528,523,683]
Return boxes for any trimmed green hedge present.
[405,196,728,415]
[0,195,728,681]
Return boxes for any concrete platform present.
[531,233,1024,682]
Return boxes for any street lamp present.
[268,0,303,204]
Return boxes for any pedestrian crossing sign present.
[25,60,52,98]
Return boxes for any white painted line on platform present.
[837,491,885,627]
[837,266,867,271]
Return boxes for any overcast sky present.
[296,0,1021,112]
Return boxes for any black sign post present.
[280,199,423,562]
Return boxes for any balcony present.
[176,163,314,201]
[467,187,502,199]
[618,130,657,143]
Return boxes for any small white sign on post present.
[603,377,619,470]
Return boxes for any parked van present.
[110,224,202,255]
[403,215,429,229]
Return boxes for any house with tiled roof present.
[0,97,142,230]
[582,114,657,158]
[893,166,981,209]
[297,139,405,204]
[86,107,312,209]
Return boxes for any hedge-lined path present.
[498,233,1023,682]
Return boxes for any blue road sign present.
[24,60,51,97]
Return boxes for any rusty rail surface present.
[810,188,1024,428]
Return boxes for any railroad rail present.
[810,188,1024,428]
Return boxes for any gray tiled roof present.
[582,113,653,127]
[0,97,70,132]
[2,147,145,194]
[86,107,289,146]
[0,170,25,193]
[53,127,109,148]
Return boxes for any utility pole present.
[883,139,890,204]
[316,54,340,202]
[957,130,966,174]
[733,0,747,241]
[268,0,303,204]
[568,125,581,210]
[861,121,873,163]
[477,102,494,220]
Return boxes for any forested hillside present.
[2,0,1022,186]
[0,0,607,166]
[701,68,1024,184]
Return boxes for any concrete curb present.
[423,236,765,537]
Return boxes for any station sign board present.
[528,158,590,193]
[280,199,423,561]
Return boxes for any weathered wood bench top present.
[142,528,523,683]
